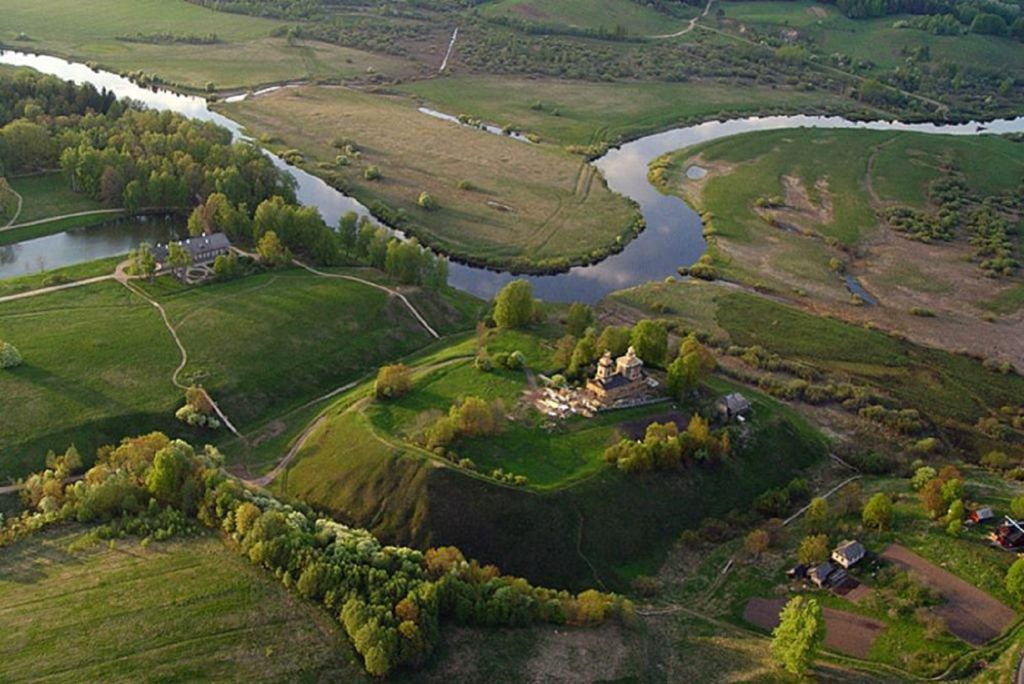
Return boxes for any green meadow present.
[0,268,477,481]
[0,529,366,682]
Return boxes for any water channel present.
[2,49,1023,303]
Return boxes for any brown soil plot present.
[743,597,883,658]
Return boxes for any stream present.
[2,49,1024,303]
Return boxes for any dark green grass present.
[8,172,104,223]
[0,528,366,682]
[279,348,828,589]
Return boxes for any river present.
[2,49,1023,303]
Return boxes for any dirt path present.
[0,208,125,233]
[2,185,23,229]
[0,274,115,303]
[114,260,242,439]
[652,0,715,38]
[880,543,1017,645]
[864,137,899,207]
[290,260,440,339]
[440,26,459,72]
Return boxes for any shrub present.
[417,191,438,210]
[363,165,382,181]
[0,340,23,369]
[375,364,412,399]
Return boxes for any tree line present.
[5,432,634,677]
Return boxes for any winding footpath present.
[652,0,715,38]
[113,260,242,438]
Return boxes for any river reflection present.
[2,49,1023,303]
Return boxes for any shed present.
[969,507,995,524]
[717,393,752,422]
[831,540,866,569]
[809,562,836,588]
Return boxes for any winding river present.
[2,49,1024,303]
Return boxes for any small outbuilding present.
[969,507,995,525]
[831,540,866,569]
[809,562,836,588]
[717,392,752,422]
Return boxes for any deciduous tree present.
[771,596,825,676]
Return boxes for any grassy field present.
[477,0,691,35]
[0,267,477,482]
[222,85,638,270]
[655,127,1024,363]
[7,173,103,223]
[0,0,419,91]
[0,528,366,681]
[398,76,868,147]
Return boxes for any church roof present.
[617,346,643,368]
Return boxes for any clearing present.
[477,0,692,36]
[221,85,639,272]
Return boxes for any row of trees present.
[4,432,633,677]
[339,211,449,287]
[603,417,731,473]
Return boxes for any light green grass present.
[0,269,476,481]
[0,0,418,90]
[8,173,103,223]
[478,0,690,36]
[0,529,365,682]
[399,76,864,146]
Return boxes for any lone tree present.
[375,364,412,399]
[862,492,893,532]
[167,241,192,275]
[493,279,538,329]
[805,497,830,533]
[0,339,23,369]
[565,302,594,338]
[771,596,825,676]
